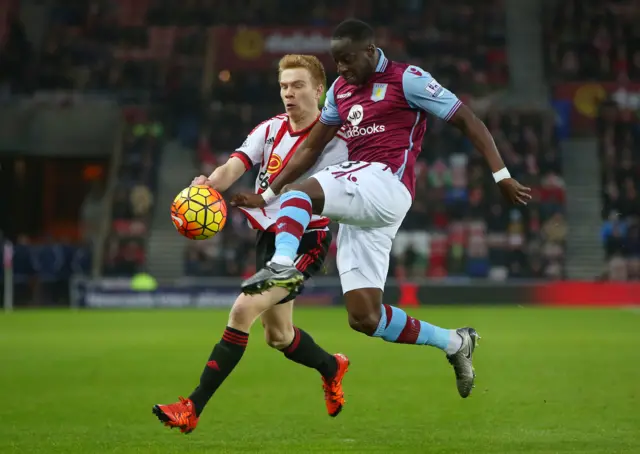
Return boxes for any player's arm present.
[267,81,343,196]
[197,157,247,192]
[402,67,531,206]
[269,122,340,194]
[192,122,268,191]
[449,108,529,205]
[448,105,504,173]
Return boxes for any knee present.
[263,322,294,350]
[347,307,382,336]
[281,184,301,194]
[228,297,260,327]
[344,289,384,336]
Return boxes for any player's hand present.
[230,192,266,208]
[498,178,532,206]
[191,175,210,186]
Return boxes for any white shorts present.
[312,161,412,293]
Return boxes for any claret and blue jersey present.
[320,48,462,198]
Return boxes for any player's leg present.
[338,224,479,398]
[189,289,290,410]
[262,303,348,416]
[261,227,350,416]
[343,285,472,353]
[241,178,325,294]
[261,302,337,378]
[152,288,289,433]
[261,302,349,417]
[241,161,392,295]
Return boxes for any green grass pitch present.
[1,306,639,453]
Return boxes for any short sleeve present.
[231,121,269,170]
[320,80,343,126]
[402,66,462,121]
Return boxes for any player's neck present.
[288,109,320,133]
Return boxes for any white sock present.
[445,330,463,355]
[270,256,294,266]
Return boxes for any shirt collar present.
[375,48,389,72]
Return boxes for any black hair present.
[332,19,374,42]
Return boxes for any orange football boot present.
[152,397,199,434]
[322,353,350,417]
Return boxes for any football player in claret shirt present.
[153,55,350,434]
[234,19,531,399]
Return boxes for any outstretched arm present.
[268,122,341,194]
[449,105,504,172]
[401,65,531,205]
[192,157,247,192]
[448,106,531,205]
[193,121,268,192]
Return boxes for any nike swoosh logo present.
[171,215,184,227]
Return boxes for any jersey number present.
[330,161,367,179]
[336,161,361,169]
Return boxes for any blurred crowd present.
[2,0,569,284]
[104,108,162,276]
[390,110,566,280]
[545,0,640,281]
[1,0,508,147]
[598,102,640,280]
[546,0,640,82]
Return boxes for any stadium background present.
[2,0,639,308]
[0,1,639,453]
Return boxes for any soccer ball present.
[171,185,227,240]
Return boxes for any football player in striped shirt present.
[153,55,349,434]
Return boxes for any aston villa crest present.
[370,83,388,102]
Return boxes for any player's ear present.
[316,84,324,100]
[367,44,376,56]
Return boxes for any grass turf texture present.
[1,307,639,454]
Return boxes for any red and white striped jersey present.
[231,113,348,231]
